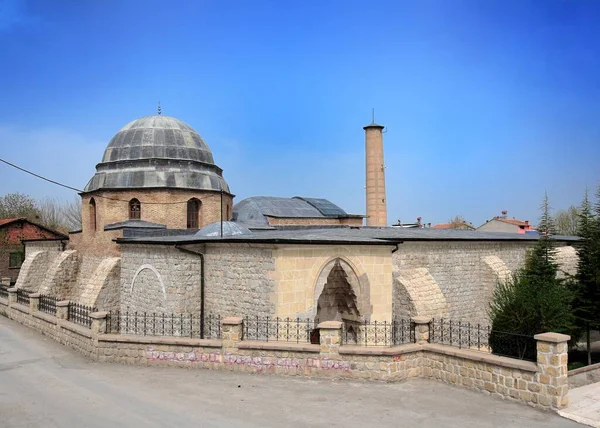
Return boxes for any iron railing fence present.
[39,294,57,315]
[0,285,8,300]
[342,319,415,347]
[16,289,30,306]
[106,311,221,339]
[68,302,96,328]
[429,318,536,361]
[242,316,319,343]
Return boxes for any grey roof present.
[196,221,252,237]
[231,196,357,226]
[116,224,580,245]
[104,219,167,231]
[84,115,230,194]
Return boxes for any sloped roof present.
[232,196,358,226]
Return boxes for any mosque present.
[15,113,578,327]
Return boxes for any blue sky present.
[0,0,598,226]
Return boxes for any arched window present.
[226,204,230,221]
[187,198,200,229]
[89,198,97,231]
[129,198,141,220]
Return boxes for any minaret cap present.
[363,123,384,130]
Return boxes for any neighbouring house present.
[477,211,536,234]
[0,218,68,285]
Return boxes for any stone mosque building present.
[14,113,579,327]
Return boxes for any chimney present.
[364,120,387,227]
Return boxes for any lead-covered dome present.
[84,115,230,193]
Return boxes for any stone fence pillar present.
[7,287,17,306]
[413,317,431,344]
[221,317,243,353]
[29,293,40,312]
[534,332,570,409]
[318,321,342,357]
[56,300,70,321]
[90,311,108,335]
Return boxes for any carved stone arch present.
[310,256,372,322]
[130,264,166,298]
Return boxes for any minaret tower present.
[364,115,387,227]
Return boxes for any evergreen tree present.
[573,189,598,331]
[489,193,575,359]
[524,192,558,286]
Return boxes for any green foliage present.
[489,193,576,359]
[572,186,600,333]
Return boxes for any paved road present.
[0,316,582,428]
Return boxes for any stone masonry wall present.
[0,299,573,411]
[393,241,537,325]
[202,244,276,318]
[121,244,202,314]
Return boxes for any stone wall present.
[202,243,276,318]
[121,244,202,314]
[15,241,64,292]
[393,241,539,325]
[0,297,573,412]
[273,244,393,321]
[568,363,600,389]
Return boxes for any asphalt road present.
[0,316,582,428]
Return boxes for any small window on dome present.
[89,198,97,231]
[187,199,201,229]
[129,198,141,220]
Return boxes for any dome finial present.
[157,101,162,116]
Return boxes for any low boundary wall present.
[0,289,570,411]
[568,362,600,389]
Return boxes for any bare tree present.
[553,205,580,236]
[448,215,474,230]
[37,197,82,233]
[0,192,41,221]
[62,196,82,231]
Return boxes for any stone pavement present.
[559,383,600,427]
[0,315,583,428]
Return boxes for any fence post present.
[7,287,17,307]
[221,317,243,354]
[56,300,70,320]
[534,332,570,409]
[29,293,40,312]
[90,311,108,335]
[413,316,431,344]
[318,321,342,357]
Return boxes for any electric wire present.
[0,157,226,205]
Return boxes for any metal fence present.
[243,316,319,343]
[68,302,96,328]
[39,294,57,315]
[429,318,536,361]
[16,289,30,306]
[106,311,221,339]
[0,285,8,300]
[342,319,415,347]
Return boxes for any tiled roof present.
[496,218,530,227]
[0,217,25,227]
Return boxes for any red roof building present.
[0,218,67,285]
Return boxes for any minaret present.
[364,118,387,227]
